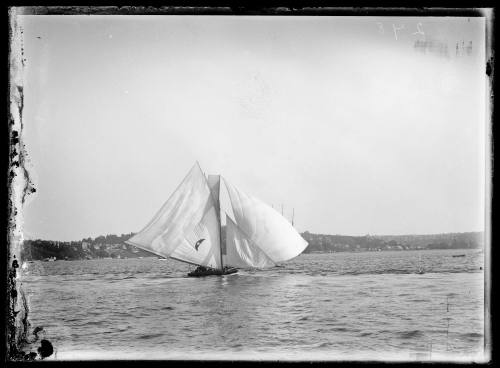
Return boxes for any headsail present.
[223,178,308,265]
[225,215,275,268]
[126,163,222,269]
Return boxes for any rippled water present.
[20,249,486,361]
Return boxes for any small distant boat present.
[126,162,308,277]
[452,254,466,258]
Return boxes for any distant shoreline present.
[21,231,483,262]
[25,245,482,263]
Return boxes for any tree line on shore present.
[21,233,152,261]
[20,230,484,261]
[301,231,484,253]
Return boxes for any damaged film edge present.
[7,7,53,361]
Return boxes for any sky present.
[18,15,487,241]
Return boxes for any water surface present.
[21,249,486,361]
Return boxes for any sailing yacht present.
[125,162,308,277]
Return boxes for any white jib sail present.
[223,178,308,263]
[126,163,222,269]
[225,214,275,268]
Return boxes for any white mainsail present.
[223,178,308,265]
[126,163,222,269]
[225,215,275,268]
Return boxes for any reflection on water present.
[21,249,485,361]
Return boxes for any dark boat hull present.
[187,267,238,277]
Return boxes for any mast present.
[207,174,224,270]
[292,208,295,227]
[217,175,224,269]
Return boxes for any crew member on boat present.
[194,265,207,273]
